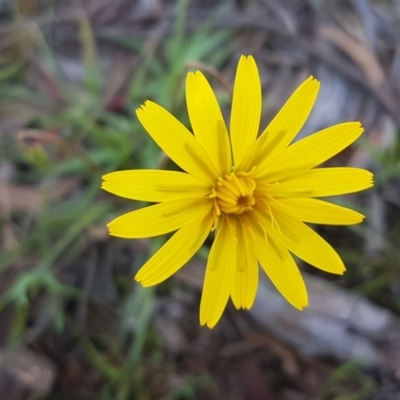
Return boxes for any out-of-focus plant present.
[318,361,377,400]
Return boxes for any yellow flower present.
[102,55,373,328]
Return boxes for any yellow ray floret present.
[264,168,373,198]
[102,170,210,202]
[136,210,214,286]
[136,101,218,184]
[200,219,237,328]
[248,75,320,172]
[270,198,364,225]
[186,71,231,175]
[231,222,258,310]
[108,197,211,238]
[257,122,364,180]
[230,55,262,170]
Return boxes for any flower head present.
[102,55,373,328]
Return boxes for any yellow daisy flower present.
[102,55,373,328]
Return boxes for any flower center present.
[210,172,256,216]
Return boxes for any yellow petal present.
[264,168,373,198]
[135,210,213,286]
[102,170,210,202]
[230,55,261,170]
[186,71,231,175]
[200,218,236,328]
[272,209,346,274]
[108,197,212,238]
[231,222,258,310]
[252,219,308,309]
[271,198,364,225]
[258,122,364,180]
[136,101,218,183]
[248,76,320,174]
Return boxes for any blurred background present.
[1,0,400,399]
